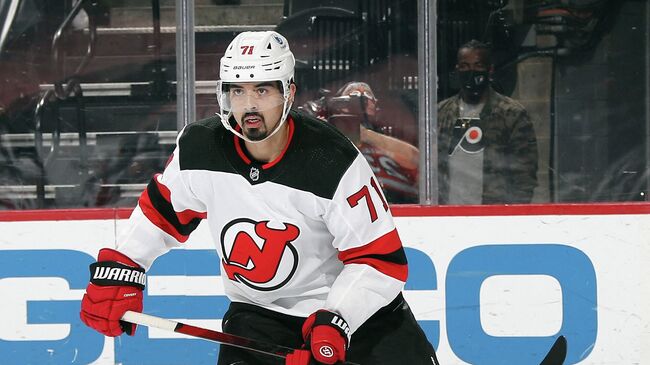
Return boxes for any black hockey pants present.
[216,293,439,365]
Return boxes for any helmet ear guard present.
[216,31,296,143]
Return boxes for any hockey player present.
[79,31,438,365]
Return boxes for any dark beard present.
[242,112,267,141]
[244,129,267,141]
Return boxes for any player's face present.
[228,82,286,141]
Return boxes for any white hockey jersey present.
[116,110,408,333]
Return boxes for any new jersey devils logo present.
[220,218,300,291]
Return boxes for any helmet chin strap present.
[220,93,293,144]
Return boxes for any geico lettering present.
[3,247,601,365]
[445,244,597,364]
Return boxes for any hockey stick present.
[539,335,567,365]
[121,311,361,365]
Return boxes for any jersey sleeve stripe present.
[154,173,172,201]
[138,177,206,242]
[337,229,408,281]
[343,257,408,282]
[337,229,404,258]
[342,249,407,265]
[151,174,205,225]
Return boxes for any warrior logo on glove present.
[90,262,146,289]
[80,248,145,337]
[221,218,300,291]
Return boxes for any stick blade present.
[540,335,567,365]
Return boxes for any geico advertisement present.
[0,213,649,364]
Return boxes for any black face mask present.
[458,70,490,101]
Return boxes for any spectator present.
[438,40,538,204]
[302,81,419,203]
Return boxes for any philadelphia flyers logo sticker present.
[221,218,300,291]
[459,126,484,153]
[450,118,485,154]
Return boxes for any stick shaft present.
[122,310,293,359]
[122,311,361,365]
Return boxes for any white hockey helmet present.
[216,31,296,143]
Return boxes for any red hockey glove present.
[301,310,351,365]
[80,248,145,337]
[285,349,313,365]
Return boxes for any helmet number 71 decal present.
[240,45,254,55]
[346,177,389,222]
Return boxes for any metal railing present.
[33,0,98,207]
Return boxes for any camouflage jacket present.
[437,88,538,204]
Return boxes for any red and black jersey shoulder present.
[177,111,360,200]
[177,116,233,173]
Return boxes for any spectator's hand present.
[80,248,145,336]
